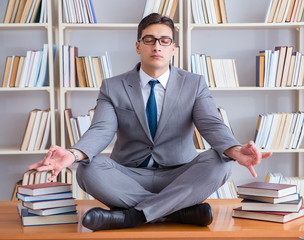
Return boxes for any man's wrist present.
[67,149,79,163]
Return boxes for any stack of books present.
[17,182,78,226]
[232,182,304,223]
[142,0,178,19]
[63,0,96,23]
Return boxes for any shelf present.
[0,147,48,155]
[0,23,49,30]
[61,23,181,31]
[61,87,100,93]
[0,87,52,92]
[190,22,304,30]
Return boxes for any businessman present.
[29,13,271,231]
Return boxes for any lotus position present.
[29,13,271,231]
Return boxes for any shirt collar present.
[139,67,170,89]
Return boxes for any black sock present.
[123,208,146,228]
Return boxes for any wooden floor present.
[0,199,304,239]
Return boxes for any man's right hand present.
[28,145,76,182]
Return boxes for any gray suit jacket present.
[73,63,240,167]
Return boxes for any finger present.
[28,161,43,170]
[262,152,272,159]
[36,165,55,172]
[48,170,59,182]
[248,165,257,178]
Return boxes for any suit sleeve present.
[72,79,118,162]
[192,75,241,161]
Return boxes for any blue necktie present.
[138,80,159,168]
[146,80,159,139]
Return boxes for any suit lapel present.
[122,64,152,141]
[154,67,185,141]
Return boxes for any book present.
[17,191,73,202]
[23,198,75,210]
[232,206,304,223]
[22,198,75,210]
[28,204,77,216]
[17,182,72,196]
[2,56,13,87]
[3,0,16,23]
[237,182,297,198]
[20,109,40,151]
[238,192,299,204]
[241,197,302,212]
[21,209,78,226]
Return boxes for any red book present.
[232,207,304,223]
[17,182,72,196]
[237,182,297,198]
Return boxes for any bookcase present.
[186,0,304,183]
[57,0,183,150]
[0,0,56,200]
[0,0,56,153]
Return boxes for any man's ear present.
[136,41,140,55]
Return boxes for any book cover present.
[23,198,75,210]
[238,192,299,204]
[237,182,297,197]
[28,205,77,216]
[17,191,73,202]
[232,206,304,223]
[21,210,78,226]
[17,182,72,196]
[241,197,302,212]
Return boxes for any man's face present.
[136,24,175,77]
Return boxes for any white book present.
[206,0,217,24]
[67,0,76,23]
[24,51,35,87]
[191,54,197,73]
[191,0,200,23]
[76,115,91,137]
[80,0,89,23]
[152,0,162,13]
[291,52,301,86]
[260,114,274,148]
[195,54,202,75]
[19,51,31,87]
[33,110,49,150]
[63,45,70,87]
[255,114,266,148]
[73,0,81,23]
[84,0,93,23]
[264,113,280,149]
[268,50,279,87]
[27,110,43,151]
[200,54,210,86]
[28,50,42,87]
[265,0,275,22]
[39,0,45,23]
[291,112,304,148]
[143,0,155,18]
[62,0,70,23]
[165,0,174,17]
[36,44,48,87]
[197,0,206,24]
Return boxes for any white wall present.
[0,0,302,200]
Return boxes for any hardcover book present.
[232,207,304,223]
[17,182,72,196]
[237,182,297,198]
[241,197,302,212]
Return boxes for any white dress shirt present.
[139,67,170,167]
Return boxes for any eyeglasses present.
[139,35,173,46]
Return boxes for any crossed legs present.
[76,149,232,229]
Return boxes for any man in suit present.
[29,13,271,231]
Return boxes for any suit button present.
[149,147,153,150]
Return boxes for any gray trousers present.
[76,149,232,222]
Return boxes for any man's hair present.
[137,13,175,41]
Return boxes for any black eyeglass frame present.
[138,35,174,46]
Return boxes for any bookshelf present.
[0,0,56,155]
[186,0,304,179]
[57,0,183,149]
